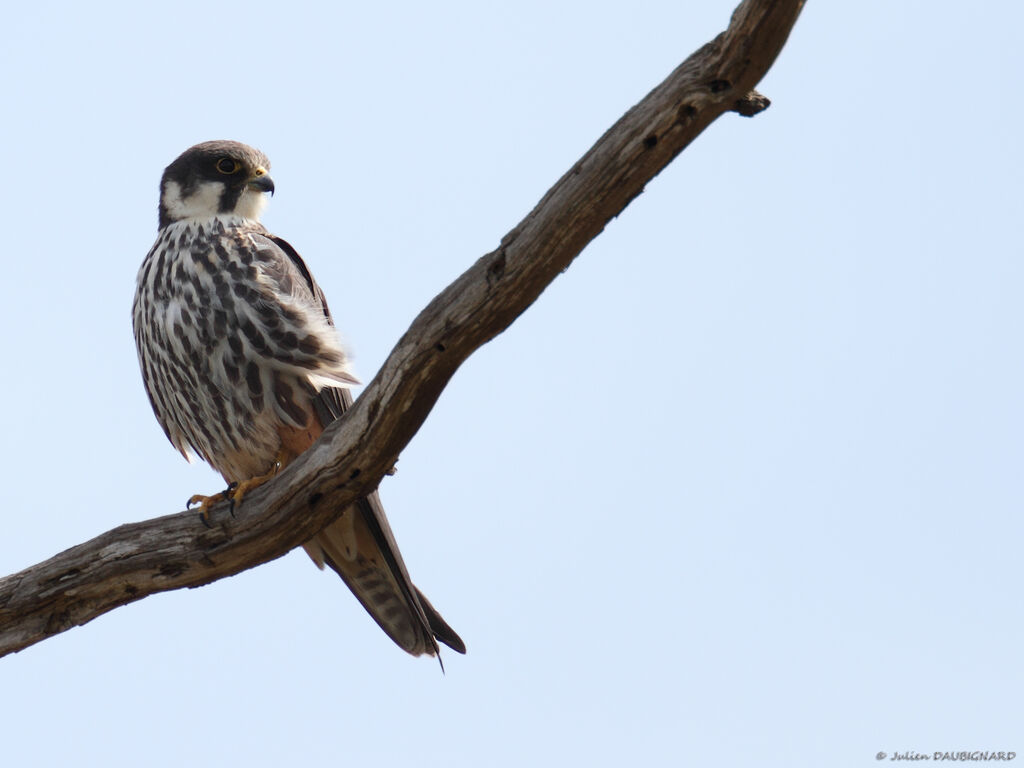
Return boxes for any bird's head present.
[158,140,274,228]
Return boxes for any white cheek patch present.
[161,179,227,221]
[235,186,269,221]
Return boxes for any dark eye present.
[216,158,241,175]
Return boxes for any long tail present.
[303,489,465,657]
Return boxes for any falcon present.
[133,140,465,659]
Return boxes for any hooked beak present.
[248,168,275,196]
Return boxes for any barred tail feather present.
[302,491,465,657]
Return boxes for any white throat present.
[235,185,270,220]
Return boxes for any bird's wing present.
[254,233,465,657]
[264,235,352,424]
[245,232,359,392]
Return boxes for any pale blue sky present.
[1,2,1021,766]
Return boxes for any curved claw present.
[226,482,239,518]
[186,487,232,527]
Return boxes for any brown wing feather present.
[266,235,465,656]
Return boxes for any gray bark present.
[0,0,805,658]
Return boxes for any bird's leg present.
[230,466,277,508]
[229,447,293,509]
[186,448,290,525]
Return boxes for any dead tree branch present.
[0,0,804,658]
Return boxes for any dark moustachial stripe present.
[218,184,244,215]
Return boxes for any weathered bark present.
[0,0,804,658]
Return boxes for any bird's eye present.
[216,158,241,175]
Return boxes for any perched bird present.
[133,140,464,659]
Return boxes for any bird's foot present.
[187,482,238,527]
[186,451,287,526]
[229,468,277,509]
